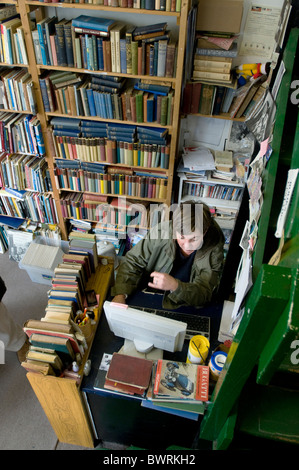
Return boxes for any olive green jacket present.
[111,219,225,309]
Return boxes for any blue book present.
[72,15,115,32]
[133,22,167,37]
[96,37,104,70]
[23,116,35,155]
[86,89,96,116]
[81,120,106,129]
[137,126,167,137]
[36,19,48,65]
[51,117,81,129]
[120,38,127,74]
[53,129,81,137]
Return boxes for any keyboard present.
[131,306,210,341]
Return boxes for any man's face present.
[175,231,204,256]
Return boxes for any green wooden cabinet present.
[198,27,299,450]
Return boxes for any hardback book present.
[106,352,153,389]
[214,150,233,171]
[193,70,231,81]
[71,15,116,33]
[195,42,238,58]
[228,81,253,118]
[26,347,64,371]
[29,333,75,359]
[133,22,167,38]
[21,359,56,376]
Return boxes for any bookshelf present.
[0,2,59,230]
[7,0,191,241]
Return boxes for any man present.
[111,201,224,309]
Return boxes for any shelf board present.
[36,64,177,84]
[181,195,241,210]
[59,188,166,203]
[25,1,180,16]
[188,112,245,122]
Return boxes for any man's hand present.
[148,272,179,292]
[111,294,127,304]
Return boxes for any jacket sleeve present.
[162,243,224,309]
[111,225,160,297]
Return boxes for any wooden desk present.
[26,259,114,449]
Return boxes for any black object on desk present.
[82,292,223,449]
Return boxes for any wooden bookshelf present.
[9,0,191,240]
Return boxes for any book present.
[195,42,238,57]
[29,333,75,359]
[152,360,209,404]
[228,81,253,118]
[72,15,115,33]
[214,150,233,171]
[106,352,153,389]
[133,23,167,37]
[192,70,231,81]
[26,347,64,371]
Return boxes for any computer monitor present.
[103,301,187,353]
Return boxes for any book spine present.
[64,23,74,67]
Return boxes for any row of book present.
[182,79,267,119]
[0,153,52,194]
[0,189,58,224]
[0,112,45,156]
[0,68,37,114]
[55,165,168,199]
[94,197,150,228]
[182,180,243,202]
[54,137,170,169]
[33,16,176,78]
[0,9,29,66]
[21,234,99,377]
[40,73,174,125]
[35,0,182,12]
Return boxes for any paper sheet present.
[239,3,282,59]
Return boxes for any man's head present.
[173,202,212,256]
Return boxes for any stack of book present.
[146,360,209,415]
[192,35,237,85]
[192,55,233,84]
[0,68,37,114]
[22,319,82,377]
[104,352,153,396]
[32,16,177,78]
[0,6,29,66]
[21,247,98,377]
[211,150,235,181]
[0,112,45,156]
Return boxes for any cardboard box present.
[19,242,64,285]
[196,0,243,34]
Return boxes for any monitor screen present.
[103,301,187,353]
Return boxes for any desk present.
[25,259,114,449]
[81,299,223,449]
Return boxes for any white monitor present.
[103,301,187,353]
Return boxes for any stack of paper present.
[182,146,215,171]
